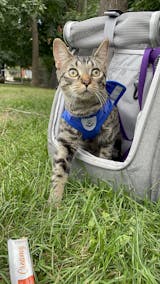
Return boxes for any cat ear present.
[53,38,73,70]
[93,39,109,65]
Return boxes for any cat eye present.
[68,68,79,77]
[91,68,101,77]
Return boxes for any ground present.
[0,85,160,283]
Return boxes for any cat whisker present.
[96,91,106,106]
[99,92,107,105]
[95,92,103,107]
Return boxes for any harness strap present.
[62,99,113,140]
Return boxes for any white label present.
[81,116,97,131]
[8,238,34,284]
[110,85,123,100]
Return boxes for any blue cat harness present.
[62,80,126,140]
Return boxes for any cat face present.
[53,38,109,115]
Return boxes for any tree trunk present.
[77,0,87,14]
[84,0,87,16]
[98,0,128,16]
[31,16,39,86]
[77,0,83,13]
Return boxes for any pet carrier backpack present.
[48,11,160,202]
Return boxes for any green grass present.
[0,84,160,283]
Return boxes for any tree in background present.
[128,0,160,11]
[0,0,160,87]
[0,0,75,86]
[0,0,100,87]
[99,0,128,15]
[0,0,45,86]
[38,0,76,87]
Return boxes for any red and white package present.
[8,238,35,284]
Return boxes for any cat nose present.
[81,75,91,87]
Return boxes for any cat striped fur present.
[49,38,120,206]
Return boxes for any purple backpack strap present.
[138,47,160,109]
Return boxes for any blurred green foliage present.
[0,0,160,77]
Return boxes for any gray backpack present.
[48,11,160,202]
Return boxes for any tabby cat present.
[49,38,120,206]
